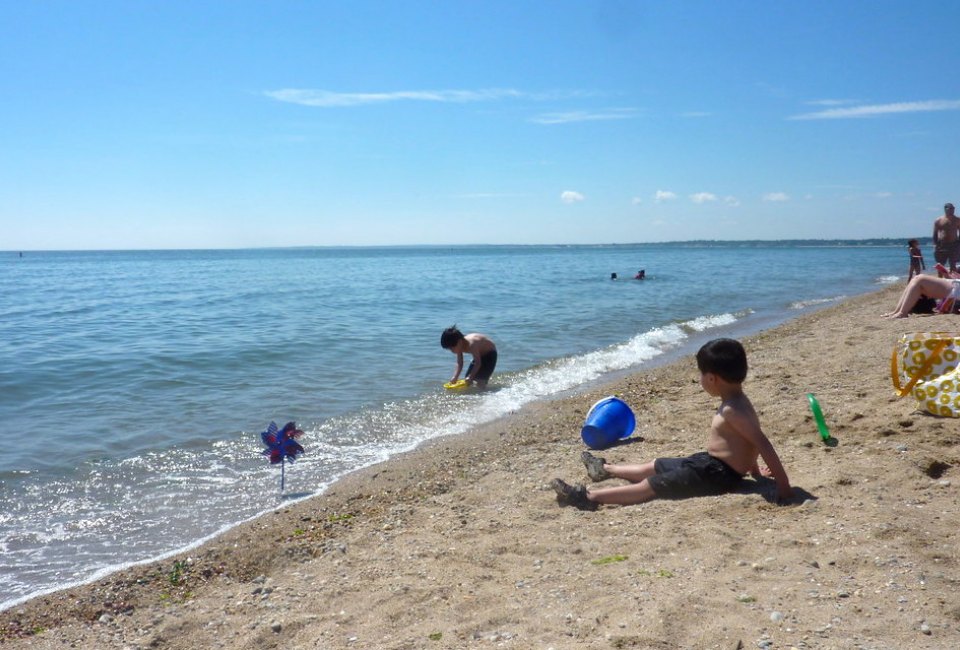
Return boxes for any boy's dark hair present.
[440,325,464,350]
[696,338,748,383]
[908,239,919,246]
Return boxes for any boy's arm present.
[451,352,464,383]
[465,354,481,382]
[724,408,793,502]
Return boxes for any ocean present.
[0,243,903,609]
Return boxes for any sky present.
[2,0,960,250]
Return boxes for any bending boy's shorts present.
[466,350,498,383]
[647,452,744,500]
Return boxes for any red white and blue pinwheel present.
[260,421,304,492]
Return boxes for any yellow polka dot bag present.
[890,332,960,417]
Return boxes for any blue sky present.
[3,1,959,249]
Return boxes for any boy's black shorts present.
[648,452,744,499]
[466,350,497,383]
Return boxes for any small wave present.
[876,275,900,285]
[679,312,739,333]
[789,296,845,310]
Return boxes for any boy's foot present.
[581,451,611,481]
[551,478,597,511]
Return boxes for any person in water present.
[440,326,498,388]
[634,269,646,280]
[552,338,793,510]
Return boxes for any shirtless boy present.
[933,203,960,275]
[440,326,498,388]
[552,338,792,510]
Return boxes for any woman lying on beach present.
[882,272,960,318]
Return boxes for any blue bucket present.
[580,396,636,449]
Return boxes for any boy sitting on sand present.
[440,326,498,388]
[552,338,792,510]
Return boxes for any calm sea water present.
[0,243,902,608]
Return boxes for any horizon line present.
[4,237,923,254]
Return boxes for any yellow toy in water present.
[444,379,470,390]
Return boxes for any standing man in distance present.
[933,202,960,276]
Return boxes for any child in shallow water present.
[440,326,498,388]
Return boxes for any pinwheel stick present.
[260,421,305,495]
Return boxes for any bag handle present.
[891,338,949,398]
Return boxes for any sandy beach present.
[3,284,959,649]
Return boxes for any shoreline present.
[0,287,858,613]
[4,283,960,648]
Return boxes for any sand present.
[3,284,959,649]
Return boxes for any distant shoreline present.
[1,237,923,254]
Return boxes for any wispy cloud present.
[561,190,585,204]
[690,192,717,204]
[724,196,740,207]
[631,197,643,205]
[789,99,960,120]
[805,98,859,107]
[763,192,790,202]
[265,88,528,107]
[265,88,599,108]
[654,190,677,202]
[530,108,637,125]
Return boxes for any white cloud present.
[530,108,637,125]
[789,99,960,120]
[875,191,893,198]
[763,192,790,202]
[264,88,526,107]
[690,192,717,204]
[724,196,740,207]
[631,197,643,205]
[805,99,859,107]
[560,191,585,204]
[654,190,677,202]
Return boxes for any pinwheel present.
[260,421,304,492]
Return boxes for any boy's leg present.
[605,459,657,483]
[581,451,610,481]
[552,476,657,508]
[586,480,658,506]
[582,453,657,483]
[472,350,498,388]
[551,479,598,511]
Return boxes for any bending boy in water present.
[440,326,498,388]
[552,338,792,510]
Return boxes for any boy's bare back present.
[706,390,792,500]
[705,392,763,474]
[464,333,496,357]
